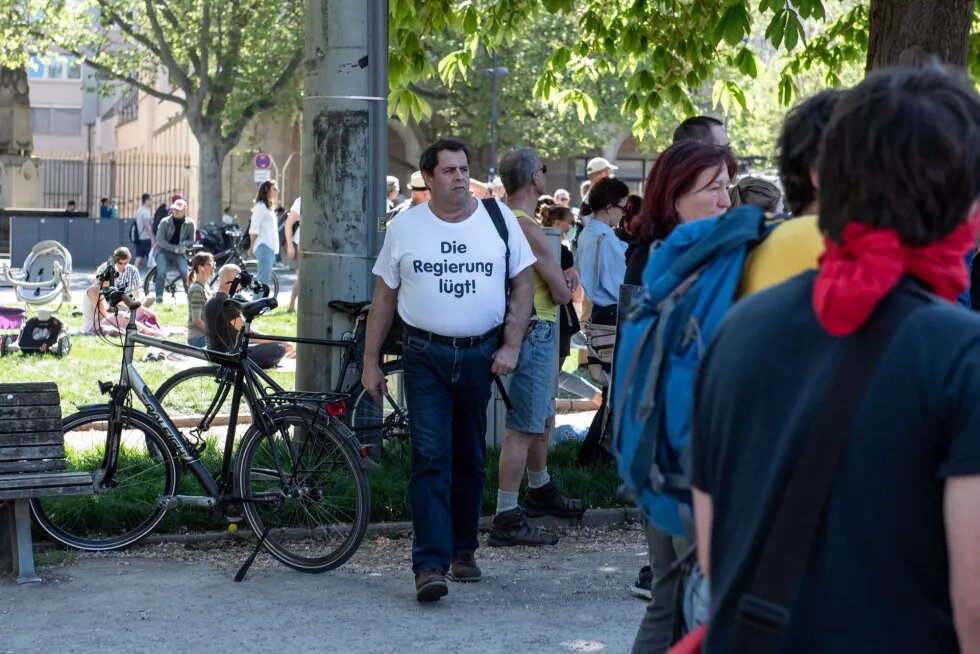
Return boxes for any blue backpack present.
[612,205,770,536]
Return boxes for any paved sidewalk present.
[1,525,648,654]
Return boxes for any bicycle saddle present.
[225,296,278,320]
[328,300,371,315]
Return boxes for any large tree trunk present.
[196,136,225,227]
[867,0,975,70]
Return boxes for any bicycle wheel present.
[31,406,179,551]
[348,359,410,462]
[143,266,183,300]
[235,406,369,573]
[155,365,251,437]
[243,260,280,299]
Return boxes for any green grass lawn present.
[0,300,300,415]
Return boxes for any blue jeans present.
[402,331,496,573]
[187,334,206,348]
[155,250,188,299]
[254,243,276,297]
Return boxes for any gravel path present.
[1,523,649,654]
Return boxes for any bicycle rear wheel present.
[155,365,250,437]
[31,407,179,551]
[235,406,369,573]
[348,359,409,462]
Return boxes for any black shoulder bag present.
[734,289,923,653]
[481,198,517,413]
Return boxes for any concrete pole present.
[296,0,388,392]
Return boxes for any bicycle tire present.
[143,266,183,299]
[235,406,369,573]
[31,406,180,551]
[243,260,280,300]
[155,365,251,436]
[347,359,409,462]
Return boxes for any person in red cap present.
[689,65,980,653]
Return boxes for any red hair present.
[632,141,737,243]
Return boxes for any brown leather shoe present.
[487,507,559,547]
[415,565,448,602]
[449,554,482,582]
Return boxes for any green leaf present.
[463,7,477,35]
[784,12,800,50]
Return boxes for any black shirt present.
[203,291,241,352]
[691,272,980,653]
[169,217,185,246]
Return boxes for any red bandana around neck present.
[813,215,979,337]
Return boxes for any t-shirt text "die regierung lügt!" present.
[373,199,535,338]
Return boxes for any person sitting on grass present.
[186,252,215,348]
[81,264,166,337]
[203,264,294,368]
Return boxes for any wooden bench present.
[0,382,92,583]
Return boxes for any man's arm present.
[518,217,572,305]
[180,222,196,249]
[284,209,300,259]
[361,277,399,400]
[493,267,533,375]
[946,475,980,652]
[692,488,714,580]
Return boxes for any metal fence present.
[38,152,195,218]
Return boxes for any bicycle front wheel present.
[31,407,180,551]
[156,365,250,437]
[235,407,369,573]
[348,359,409,462]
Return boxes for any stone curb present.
[137,506,643,546]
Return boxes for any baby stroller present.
[1,240,73,357]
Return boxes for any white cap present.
[491,176,504,189]
[408,171,427,192]
[586,157,618,175]
[171,199,187,211]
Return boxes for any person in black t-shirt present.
[691,66,980,653]
[203,264,293,369]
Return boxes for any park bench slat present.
[0,392,60,408]
[0,472,93,488]
[0,485,93,501]
[0,406,61,420]
[0,383,58,394]
[0,460,66,473]
[0,432,64,447]
[0,418,63,434]
[0,445,66,462]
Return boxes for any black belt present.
[404,324,500,348]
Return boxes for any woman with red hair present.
[625,141,737,283]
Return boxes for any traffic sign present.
[254,169,272,183]
[254,153,272,170]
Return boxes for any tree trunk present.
[866,0,975,70]
[197,136,225,227]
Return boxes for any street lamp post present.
[482,53,508,182]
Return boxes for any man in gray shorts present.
[488,147,588,547]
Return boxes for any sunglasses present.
[537,165,548,174]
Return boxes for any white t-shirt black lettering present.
[373,200,536,337]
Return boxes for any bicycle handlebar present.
[228,270,269,299]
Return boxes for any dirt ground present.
[1,523,649,654]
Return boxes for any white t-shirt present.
[248,202,280,254]
[373,199,536,337]
[135,205,152,240]
[289,197,301,245]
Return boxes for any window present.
[27,54,82,80]
[66,57,82,80]
[28,55,44,79]
[47,57,63,80]
[31,107,83,136]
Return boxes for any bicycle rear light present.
[326,400,346,417]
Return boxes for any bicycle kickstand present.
[234,521,274,582]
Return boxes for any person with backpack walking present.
[361,138,536,603]
[690,66,980,653]
[623,139,736,654]
[248,180,280,298]
[487,148,584,549]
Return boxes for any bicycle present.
[154,298,410,463]
[31,272,370,577]
[144,225,281,301]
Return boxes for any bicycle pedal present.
[158,496,179,510]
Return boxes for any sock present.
[496,489,519,514]
[527,468,550,489]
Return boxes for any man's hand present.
[283,342,296,359]
[361,362,389,401]
[491,343,520,376]
[286,244,296,260]
[564,269,580,294]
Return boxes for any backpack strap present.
[734,288,924,651]
[482,198,510,299]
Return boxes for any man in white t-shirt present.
[284,196,301,312]
[362,138,536,603]
[133,193,154,268]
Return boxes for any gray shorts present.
[504,320,559,434]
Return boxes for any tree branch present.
[142,0,195,93]
[77,55,187,108]
[198,0,211,99]
[222,48,303,146]
[157,0,202,74]
[100,6,166,62]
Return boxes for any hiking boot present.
[631,565,653,600]
[487,507,559,547]
[524,480,588,518]
[414,565,448,602]
[448,554,482,583]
